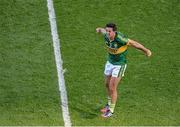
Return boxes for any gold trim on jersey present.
[106,44,128,54]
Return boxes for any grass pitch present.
[0,0,63,125]
[0,0,179,126]
[54,0,180,125]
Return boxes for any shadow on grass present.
[71,104,101,119]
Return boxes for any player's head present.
[105,23,117,39]
[106,23,117,31]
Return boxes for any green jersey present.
[104,32,129,65]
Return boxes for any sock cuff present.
[109,103,116,113]
[107,96,111,99]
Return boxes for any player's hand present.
[96,28,101,33]
[146,49,152,57]
[96,27,106,35]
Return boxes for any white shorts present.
[104,61,127,78]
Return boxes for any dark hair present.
[106,23,117,31]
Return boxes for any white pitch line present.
[47,0,72,126]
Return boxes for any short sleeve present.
[121,36,129,44]
[117,33,129,45]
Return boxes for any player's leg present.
[102,64,127,118]
[101,61,113,113]
[109,76,121,112]
[109,64,126,113]
[101,75,111,113]
[105,75,111,105]
[104,61,113,104]
[102,77,121,117]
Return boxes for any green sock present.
[109,103,115,113]
[107,96,111,106]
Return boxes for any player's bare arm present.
[127,39,152,57]
[96,27,106,35]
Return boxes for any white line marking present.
[47,0,72,126]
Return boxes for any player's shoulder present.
[116,31,126,39]
[116,31,129,43]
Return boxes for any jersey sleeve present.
[117,33,129,45]
[121,36,129,44]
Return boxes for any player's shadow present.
[71,104,100,119]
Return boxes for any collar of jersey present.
[110,32,118,42]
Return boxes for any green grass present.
[54,0,180,126]
[0,0,180,126]
[0,0,63,125]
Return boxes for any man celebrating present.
[96,23,152,118]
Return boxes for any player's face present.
[105,27,115,39]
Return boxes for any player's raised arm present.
[127,39,152,57]
[96,27,106,35]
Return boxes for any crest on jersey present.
[114,43,118,48]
